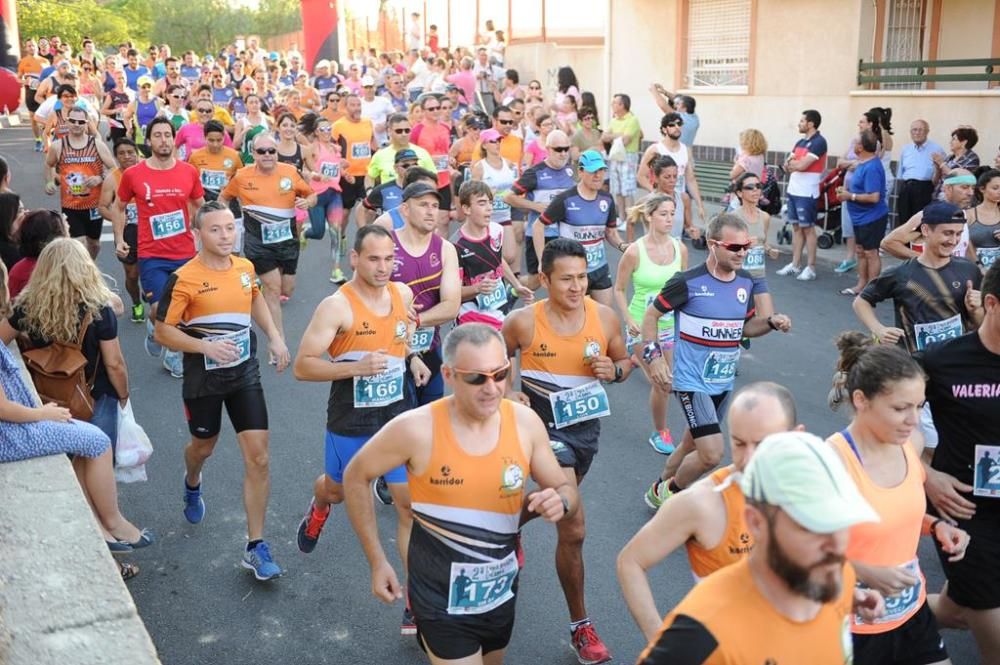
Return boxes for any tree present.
[17,0,142,49]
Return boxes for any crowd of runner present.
[2,28,1000,665]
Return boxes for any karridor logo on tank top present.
[532,342,557,358]
[355,320,377,336]
[728,531,753,556]
[431,465,464,486]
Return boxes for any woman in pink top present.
[522,113,555,169]
[304,116,353,283]
[174,100,233,161]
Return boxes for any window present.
[685,0,752,90]
[882,0,927,90]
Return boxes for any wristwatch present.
[560,493,570,518]
[642,341,662,364]
[613,364,624,383]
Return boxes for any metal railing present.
[857,58,1000,86]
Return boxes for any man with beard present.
[637,431,886,664]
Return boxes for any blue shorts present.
[139,257,191,304]
[786,194,818,227]
[325,431,407,484]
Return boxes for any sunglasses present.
[425,105,440,111]
[713,240,752,253]
[170,94,185,100]
[528,85,541,90]
[394,127,412,134]
[497,119,514,125]
[665,122,683,128]
[550,146,571,153]
[198,108,214,113]
[741,183,763,190]
[451,361,511,385]
[255,147,277,155]
[67,118,87,125]
[318,126,332,132]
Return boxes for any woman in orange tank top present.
[829,332,969,665]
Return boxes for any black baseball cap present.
[394,148,418,164]
[921,201,965,225]
[402,182,442,202]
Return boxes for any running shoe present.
[834,258,857,273]
[776,262,801,276]
[34,138,42,152]
[373,477,394,506]
[400,605,417,636]
[183,477,205,524]
[739,337,751,350]
[648,430,674,455]
[163,350,184,378]
[570,621,612,665]
[299,231,308,250]
[241,541,283,581]
[279,294,289,304]
[130,303,144,324]
[796,265,817,281]
[329,268,346,284]
[296,500,330,554]
[643,479,673,510]
[144,319,162,357]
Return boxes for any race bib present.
[353,361,404,407]
[410,326,435,353]
[177,145,188,161]
[261,219,293,244]
[492,195,511,212]
[125,203,138,225]
[977,246,1000,270]
[743,246,765,271]
[203,327,251,370]
[351,143,371,159]
[320,161,340,178]
[974,445,1000,498]
[150,209,186,240]
[200,169,228,191]
[28,76,40,90]
[702,350,739,384]
[914,314,962,351]
[476,281,508,311]
[549,380,611,429]
[584,242,606,271]
[447,551,518,615]
[90,207,102,221]
[856,559,922,625]
[434,155,450,171]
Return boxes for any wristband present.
[767,315,778,331]
[560,494,570,518]
[613,364,624,383]
[406,351,420,364]
[930,518,945,537]
[641,341,662,365]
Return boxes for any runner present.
[637,431,885,664]
[471,129,519,269]
[342,323,578,665]
[154,201,291,582]
[188,120,243,203]
[453,180,533,330]
[373,167,439,231]
[362,148,415,225]
[17,39,49,151]
[98,137,143,323]
[304,116,352,283]
[100,69,132,144]
[640,214,791,508]
[534,150,627,307]
[618,382,799,640]
[292,225,431,633]
[114,116,205,379]
[502,238,632,664]
[829,334,968,665]
[612,194,687,454]
[504,129,575,290]
[367,112,437,187]
[919,262,1000,664]
[966,169,1000,273]
[123,76,162,152]
[161,84,191,133]
[218,133,315,343]
[175,98,235,162]
[44,103,116,259]
[881,169,976,261]
[732,171,778,318]
[331,94,378,247]
[410,94,456,236]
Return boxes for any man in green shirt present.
[365,113,437,188]
[603,94,643,240]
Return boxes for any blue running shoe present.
[163,350,183,378]
[144,319,162,357]
[242,541,283,581]
[183,477,205,524]
[648,430,675,455]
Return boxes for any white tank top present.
[480,158,516,224]
[654,141,689,192]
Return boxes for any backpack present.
[21,313,98,420]
[758,165,783,216]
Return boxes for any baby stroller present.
[776,168,844,249]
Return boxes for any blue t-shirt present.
[679,112,699,147]
[123,65,150,91]
[847,157,888,226]
[364,181,404,214]
[313,75,337,92]
[540,186,617,272]
[653,264,765,395]
[180,65,201,83]
[513,162,577,238]
[212,85,235,105]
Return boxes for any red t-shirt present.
[410,122,451,189]
[8,257,38,300]
[117,160,204,261]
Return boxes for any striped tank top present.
[408,398,528,620]
[59,135,104,210]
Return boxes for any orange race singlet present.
[685,466,754,581]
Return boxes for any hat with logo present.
[740,431,880,534]
[360,75,375,87]
[578,150,608,173]
[394,148,418,164]
[921,201,966,225]
[403,182,442,202]
[480,128,501,143]
[137,75,155,88]
[315,59,331,70]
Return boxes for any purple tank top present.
[392,230,444,348]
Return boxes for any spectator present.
[405,49,432,103]
[445,57,476,109]
[728,128,767,210]
[649,83,699,146]
[0,193,20,271]
[571,107,604,162]
[553,66,582,125]
[491,30,506,66]
[934,126,981,200]
[836,129,888,296]
[495,69,525,106]
[604,93,643,239]
[8,209,67,299]
[522,114,555,169]
[777,109,828,282]
[526,79,544,105]
[407,12,423,52]
[896,119,944,229]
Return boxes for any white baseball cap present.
[360,75,375,87]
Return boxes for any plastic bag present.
[607,137,627,162]
[115,400,153,483]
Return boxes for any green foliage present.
[17,0,140,49]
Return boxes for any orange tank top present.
[685,466,753,581]
[520,298,608,392]
[59,135,104,210]
[326,282,409,362]
[830,431,927,634]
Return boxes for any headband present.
[944,174,976,186]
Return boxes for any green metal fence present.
[857,58,1000,86]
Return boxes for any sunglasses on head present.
[713,240,752,253]
[550,146,571,153]
[451,361,511,385]
[741,183,763,190]
[394,127,411,134]
[255,147,277,155]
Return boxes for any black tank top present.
[277,143,303,171]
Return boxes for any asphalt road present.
[1,121,979,665]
